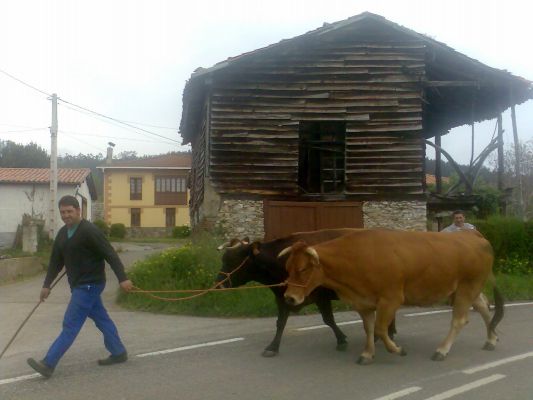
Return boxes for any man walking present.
[441,210,476,232]
[27,195,133,378]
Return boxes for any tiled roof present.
[99,153,191,168]
[0,168,92,184]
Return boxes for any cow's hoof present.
[399,348,407,357]
[356,356,374,365]
[261,350,279,358]
[482,342,496,351]
[336,342,348,352]
[431,351,446,361]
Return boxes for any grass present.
[118,234,533,317]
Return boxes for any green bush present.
[117,235,277,316]
[472,216,532,274]
[172,225,191,238]
[109,223,126,239]
[93,219,109,236]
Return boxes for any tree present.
[0,140,49,167]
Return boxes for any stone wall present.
[215,200,264,240]
[126,227,174,238]
[363,201,427,231]
[92,201,104,221]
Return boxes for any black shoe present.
[97,352,128,366]
[27,358,54,378]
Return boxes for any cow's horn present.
[217,242,231,251]
[277,246,292,258]
[305,247,320,263]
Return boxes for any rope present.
[128,256,287,302]
[130,282,287,302]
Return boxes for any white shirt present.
[441,223,476,232]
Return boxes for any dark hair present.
[58,195,80,209]
[452,210,465,216]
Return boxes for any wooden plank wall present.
[208,41,425,197]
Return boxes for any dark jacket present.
[43,219,127,289]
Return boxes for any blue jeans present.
[44,283,126,368]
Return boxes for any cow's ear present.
[251,241,261,256]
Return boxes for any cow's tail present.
[489,276,504,334]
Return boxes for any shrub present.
[172,225,191,238]
[109,223,126,239]
[93,219,109,236]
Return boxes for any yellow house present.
[98,153,191,235]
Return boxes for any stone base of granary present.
[363,200,427,231]
[215,200,264,240]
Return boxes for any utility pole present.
[49,93,58,240]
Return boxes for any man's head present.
[58,195,81,228]
[452,210,466,227]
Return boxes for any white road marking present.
[0,373,40,386]
[135,337,245,358]
[505,301,533,307]
[421,374,505,400]
[404,309,451,317]
[403,301,532,318]
[463,351,533,374]
[295,320,362,331]
[371,386,422,400]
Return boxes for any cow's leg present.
[375,301,405,356]
[262,297,290,357]
[432,293,471,361]
[315,296,348,351]
[357,309,376,365]
[472,293,498,350]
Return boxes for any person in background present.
[27,195,133,378]
[441,210,476,232]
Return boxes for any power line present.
[119,120,178,130]
[0,127,48,134]
[0,66,182,143]
[58,129,180,146]
[58,99,181,143]
[0,67,51,97]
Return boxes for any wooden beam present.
[497,114,506,215]
[435,133,442,194]
[424,81,481,87]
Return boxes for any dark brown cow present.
[281,229,504,364]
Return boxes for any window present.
[130,177,142,200]
[154,176,187,205]
[165,208,176,227]
[298,121,346,194]
[131,208,141,227]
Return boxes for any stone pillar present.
[22,221,38,254]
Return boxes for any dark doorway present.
[298,121,346,194]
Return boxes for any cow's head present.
[279,241,323,306]
[215,237,257,288]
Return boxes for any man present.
[27,195,133,378]
[441,210,476,232]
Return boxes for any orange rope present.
[127,256,287,302]
[130,282,287,302]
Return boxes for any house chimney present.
[106,142,115,164]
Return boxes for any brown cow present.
[281,229,504,365]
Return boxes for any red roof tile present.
[0,168,92,184]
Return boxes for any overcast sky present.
[1,0,531,165]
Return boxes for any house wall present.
[0,182,92,247]
[103,169,190,228]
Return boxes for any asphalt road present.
[1,245,532,400]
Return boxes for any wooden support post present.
[435,133,442,194]
[497,114,506,215]
[510,104,525,220]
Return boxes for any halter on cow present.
[281,229,504,364]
